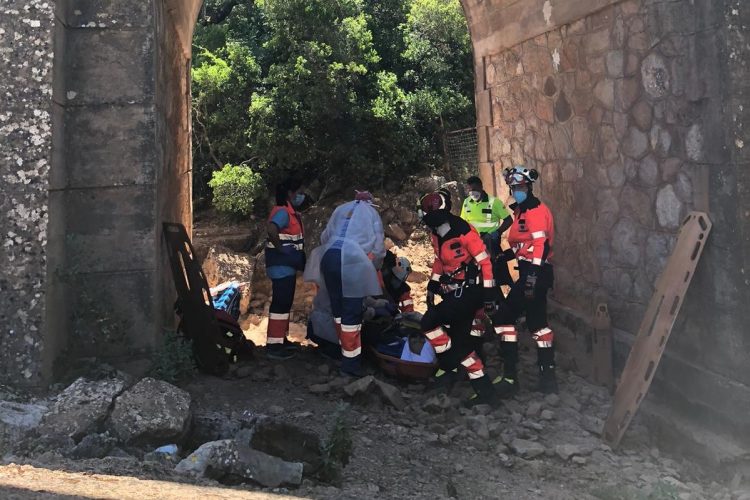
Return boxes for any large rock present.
[40,377,126,441]
[70,432,119,459]
[247,417,323,473]
[343,376,406,410]
[188,410,258,450]
[385,223,408,242]
[510,439,546,459]
[176,439,304,488]
[108,378,192,446]
[0,401,48,451]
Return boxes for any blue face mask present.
[512,190,527,204]
[292,193,306,207]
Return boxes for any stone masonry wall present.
[480,0,750,451]
[0,1,54,384]
[486,0,705,328]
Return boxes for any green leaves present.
[192,0,473,203]
[208,164,267,216]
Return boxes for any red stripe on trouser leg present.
[494,325,517,342]
[532,327,554,348]
[339,324,362,358]
[470,310,485,337]
[267,314,289,344]
[334,318,342,337]
[461,352,485,379]
[424,327,452,353]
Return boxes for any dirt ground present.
[1,200,742,499]
[0,346,736,499]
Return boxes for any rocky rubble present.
[1,346,746,499]
[108,378,193,447]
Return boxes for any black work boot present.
[494,340,519,398]
[266,343,296,360]
[466,376,501,408]
[536,346,558,393]
[431,368,458,392]
[537,365,558,394]
[492,374,520,399]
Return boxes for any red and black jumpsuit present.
[421,214,494,382]
[491,194,555,376]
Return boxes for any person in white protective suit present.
[304,191,385,376]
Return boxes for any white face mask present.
[469,190,481,201]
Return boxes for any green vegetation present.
[318,401,353,485]
[150,330,197,384]
[192,0,473,208]
[208,163,266,216]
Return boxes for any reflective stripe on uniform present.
[495,325,517,342]
[531,231,546,239]
[532,258,543,266]
[532,327,553,347]
[425,328,445,340]
[434,340,452,353]
[472,221,499,229]
[474,251,490,262]
[269,313,290,320]
[483,280,494,288]
[342,346,362,358]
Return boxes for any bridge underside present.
[0,0,747,465]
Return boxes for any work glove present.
[426,291,435,308]
[524,269,540,300]
[427,280,441,295]
[501,248,516,262]
[483,287,496,314]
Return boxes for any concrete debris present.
[108,378,192,446]
[0,400,48,450]
[189,410,258,448]
[70,432,118,459]
[40,377,126,440]
[176,439,303,488]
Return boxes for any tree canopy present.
[192,0,473,211]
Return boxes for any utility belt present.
[439,262,481,298]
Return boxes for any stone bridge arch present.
[1,0,748,463]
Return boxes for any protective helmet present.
[417,191,451,227]
[504,165,539,187]
[392,256,412,282]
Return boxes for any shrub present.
[150,330,196,384]
[208,164,266,216]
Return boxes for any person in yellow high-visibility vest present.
[460,176,514,286]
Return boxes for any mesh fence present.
[444,127,478,173]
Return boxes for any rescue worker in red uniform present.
[491,166,558,395]
[265,178,307,360]
[418,190,500,406]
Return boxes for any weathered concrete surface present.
[0,1,54,384]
